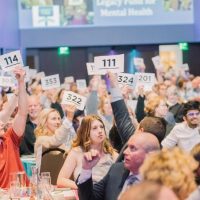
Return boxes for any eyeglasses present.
[187,112,200,117]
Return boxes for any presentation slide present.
[94,0,194,25]
[18,0,194,28]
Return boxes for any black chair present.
[40,148,66,185]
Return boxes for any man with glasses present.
[162,101,200,152]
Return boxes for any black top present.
[20,116,36,155]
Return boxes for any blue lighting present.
[128,49,141,74]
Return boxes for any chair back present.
[40,148,66,185]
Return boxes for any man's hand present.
[82,149,101,170]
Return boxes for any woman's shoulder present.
[111,151,119,161]
[103,151,118,162]
[70,146,83,154]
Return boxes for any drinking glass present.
[41,172,51,178]
[10,171,26,187]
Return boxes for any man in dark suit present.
[77,132,160,200]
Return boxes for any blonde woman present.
[191,143,200,185]
[186,143,200,200]
[140,147,198,200]
[144,96,168,119]
[34,108,61,137]
[34,105,76,152]
[145,96,175,135]
[57,114,118,189]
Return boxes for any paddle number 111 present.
[102,59,116,68]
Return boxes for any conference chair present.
[40,148,66,185]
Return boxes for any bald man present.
[77,132,160,200]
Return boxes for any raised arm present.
[12,66,28,137]
[77,150,106,200]
[135,85,146,122]
[85,76,100,115]
[107,72,135,144]
[57,149,79,189]
[34,104,76,150]
[0,94,18,123]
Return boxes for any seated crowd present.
[0,63,199,200]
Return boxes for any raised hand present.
[137,85,144,97]
[12,65,26,82]
[62,104,76,121]
[82,149,101,170]
[90,75,101,91]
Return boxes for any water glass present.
[9,180,20,199]
[10,171,26,187]
[40,176,52,190]
[9,172,30,199]
[41,171,51,178]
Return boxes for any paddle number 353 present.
[45,78,57,86]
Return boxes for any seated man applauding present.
[0,66,28,188]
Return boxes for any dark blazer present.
[111,99,135,145]
[78,162,129,200]
[111,99,136,162]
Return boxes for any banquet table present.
[0,188,78,199]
